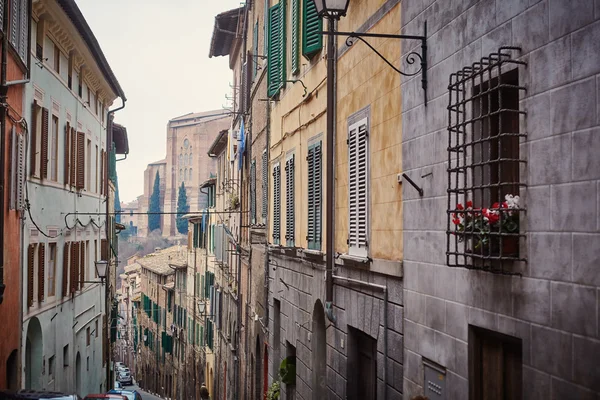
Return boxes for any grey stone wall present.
[401,0,600,399]
[268,252,404,400]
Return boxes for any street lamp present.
[312,0,350,19]
[95,260,109,283]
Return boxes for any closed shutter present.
[79,242,85,289]
[38,243,45,303]
[64,122,70,184]
[250,160,256,224]
[62,243,69,298]
[285,155,295,246]
[41,107,49,178]
[267,4,283,97]
[307,142,322,250]
[18,0,28,63]
[30,103,37,176]
[70,242,78,293]
[272,163,281,244]
[0,0,4,33]
[9,0,17,49]
[70,127,76,186]
[27,244,34,307]
[100,238,108,260]
[261,150,268,222]
[291,0,300,74]
[253,21,259,79]
[302,0,323,57]
[15,134,26,210]
[76,131,85,189]
[193,223,199,248]
[348,121,369,257]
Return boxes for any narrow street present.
[126,385,162,400]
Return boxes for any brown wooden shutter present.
[79,241,85,289]
[101,238,108,261]
[41,108,49,179]
[76,131,85,189]
[64,122,70,184]
[38,243,45,302]
[62,242,69,298]
[70,242,78,293]
[30,103,37,176]
[27,244,35,307]
[70,127,76,186]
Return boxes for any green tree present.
[176,181,190,235]
[148,171,161,233]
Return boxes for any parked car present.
[0,391,80,400]
[83,395,126,400]
[117,371,133,386]
[106,390,141,400]
[112,381,122,390]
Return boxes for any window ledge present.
[339,254,371,264]
[301,249,323,257]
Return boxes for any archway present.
[6,349,18,389]
[75,352,82,396]
[311,300,327,399]
[25,317,43,389]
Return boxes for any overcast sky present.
[74,0,242,203]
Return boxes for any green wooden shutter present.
[273,163,281,244]
[280,0,287,85]
[307,142,322,250]
[291,0,300,74]
[302,0,323,57]
[253,21,259,79]
[285,155,295,246]
[267,4,283,97]
[250,160,257,224]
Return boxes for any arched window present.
[189,152,192,166]
[183,138,190,149]
[184,169,188,181]
[179,154,183,166]
[189,168,192,181]
[179,169,182,179]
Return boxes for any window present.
[51,115,58,181]
[87,86,91,105]
[63,345,69,367]
[469,326,522,399]
[273,299,281,367]
[30,104,49,179]
[9,0,29,65]
[95,145,99,192]
[250,160,256,224]
[262,150,268,223]
[348,117,369,257]
[48,243,56,297]
[48,355,55,377]
[447,50,526,272]
[285,342,297,400]
[285,154,295,246]
[267,2,285,97]
[272,162,281,244]
[76,131,85,189]
[302,0,322,58]
[9,126,25,210]
[86,139,91,190]
[61,243,69,298]
[53,43,60,73]
[307,141,322,250]
[347,327,377,400]
[95,92,99,115]
[86,356,89,371]
[291,0,300,74]
[27,244,34,307]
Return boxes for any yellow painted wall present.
[269,0,329,249]
[335,2,403,261]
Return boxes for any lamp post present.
[310,0,350,320]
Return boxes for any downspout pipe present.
[325,17,336,310]
[0,0,10,304]
[332,275,388,400]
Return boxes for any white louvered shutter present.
[348,120,369,257]
[18,0,28,63]
[9,0,18,49]
[250,160,256,224]
[272,163,281,244]
[285,155,295,246]
[262,150,268,223]
[307,142,322,250]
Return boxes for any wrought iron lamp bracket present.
[320,21,428,103]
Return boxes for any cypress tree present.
[176,181,189,235]
[148,171,161,233]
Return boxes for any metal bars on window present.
[446,47,527,274]
[285,155,295,246]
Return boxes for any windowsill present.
[339,253,371,264]
[301,249,323,257]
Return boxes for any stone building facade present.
[138,159,166,237]
[400,0,600,398]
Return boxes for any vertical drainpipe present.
[325,18,336,309]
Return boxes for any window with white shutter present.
[348,118,369,257]
[285,154,295,246]
[250,160,256,224]
[272,162,281,244]
[10,127,25,210]
[262,149,268,223]
[9,0,29,66]
[307,141,322,250]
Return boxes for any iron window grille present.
[446,47,527,274]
